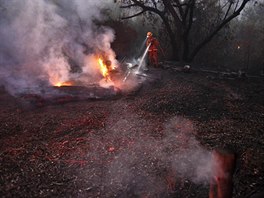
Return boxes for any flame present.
[98,58,109,78]
[54,81,74,87]
[98,58,112,81]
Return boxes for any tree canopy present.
[118,0,251,62]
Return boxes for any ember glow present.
[54,81,74,87]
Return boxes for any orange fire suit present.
[146,37,159,67]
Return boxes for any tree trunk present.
[160,14,180,60]
[182,34,190,62]
[171,42,179,60]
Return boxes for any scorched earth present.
[0,68,264,198]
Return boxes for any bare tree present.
[118,0,251,62]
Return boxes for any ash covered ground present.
[1,68,264,198]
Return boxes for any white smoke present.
[0,0,118,95]
[93,116,215,196]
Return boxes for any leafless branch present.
[121,0,164,19]
[234,0,240,12]
[120,4,138,8]
[121,10,146,19]
[221,0,230,10]
[223,1,233,20]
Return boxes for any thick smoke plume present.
[0,0,118,95]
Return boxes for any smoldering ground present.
[0,0,120,95]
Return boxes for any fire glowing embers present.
[52,56,118,88]
[54,81,74,87]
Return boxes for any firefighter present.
[146,32,159,68]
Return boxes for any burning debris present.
[0,0,161,106]
[98,58,112,81]
[0,0,129,98]
[0,0,158,105]
[97,56,119,88]
[54,81,74,87]
[17,50,157,106]
[52,54,119,89]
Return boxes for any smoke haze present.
[80,115,215,196]
[0,0,118,95]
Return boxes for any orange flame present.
[98,58,111,81]
[54,81,74,87]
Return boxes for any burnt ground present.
[0,68,264,198]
